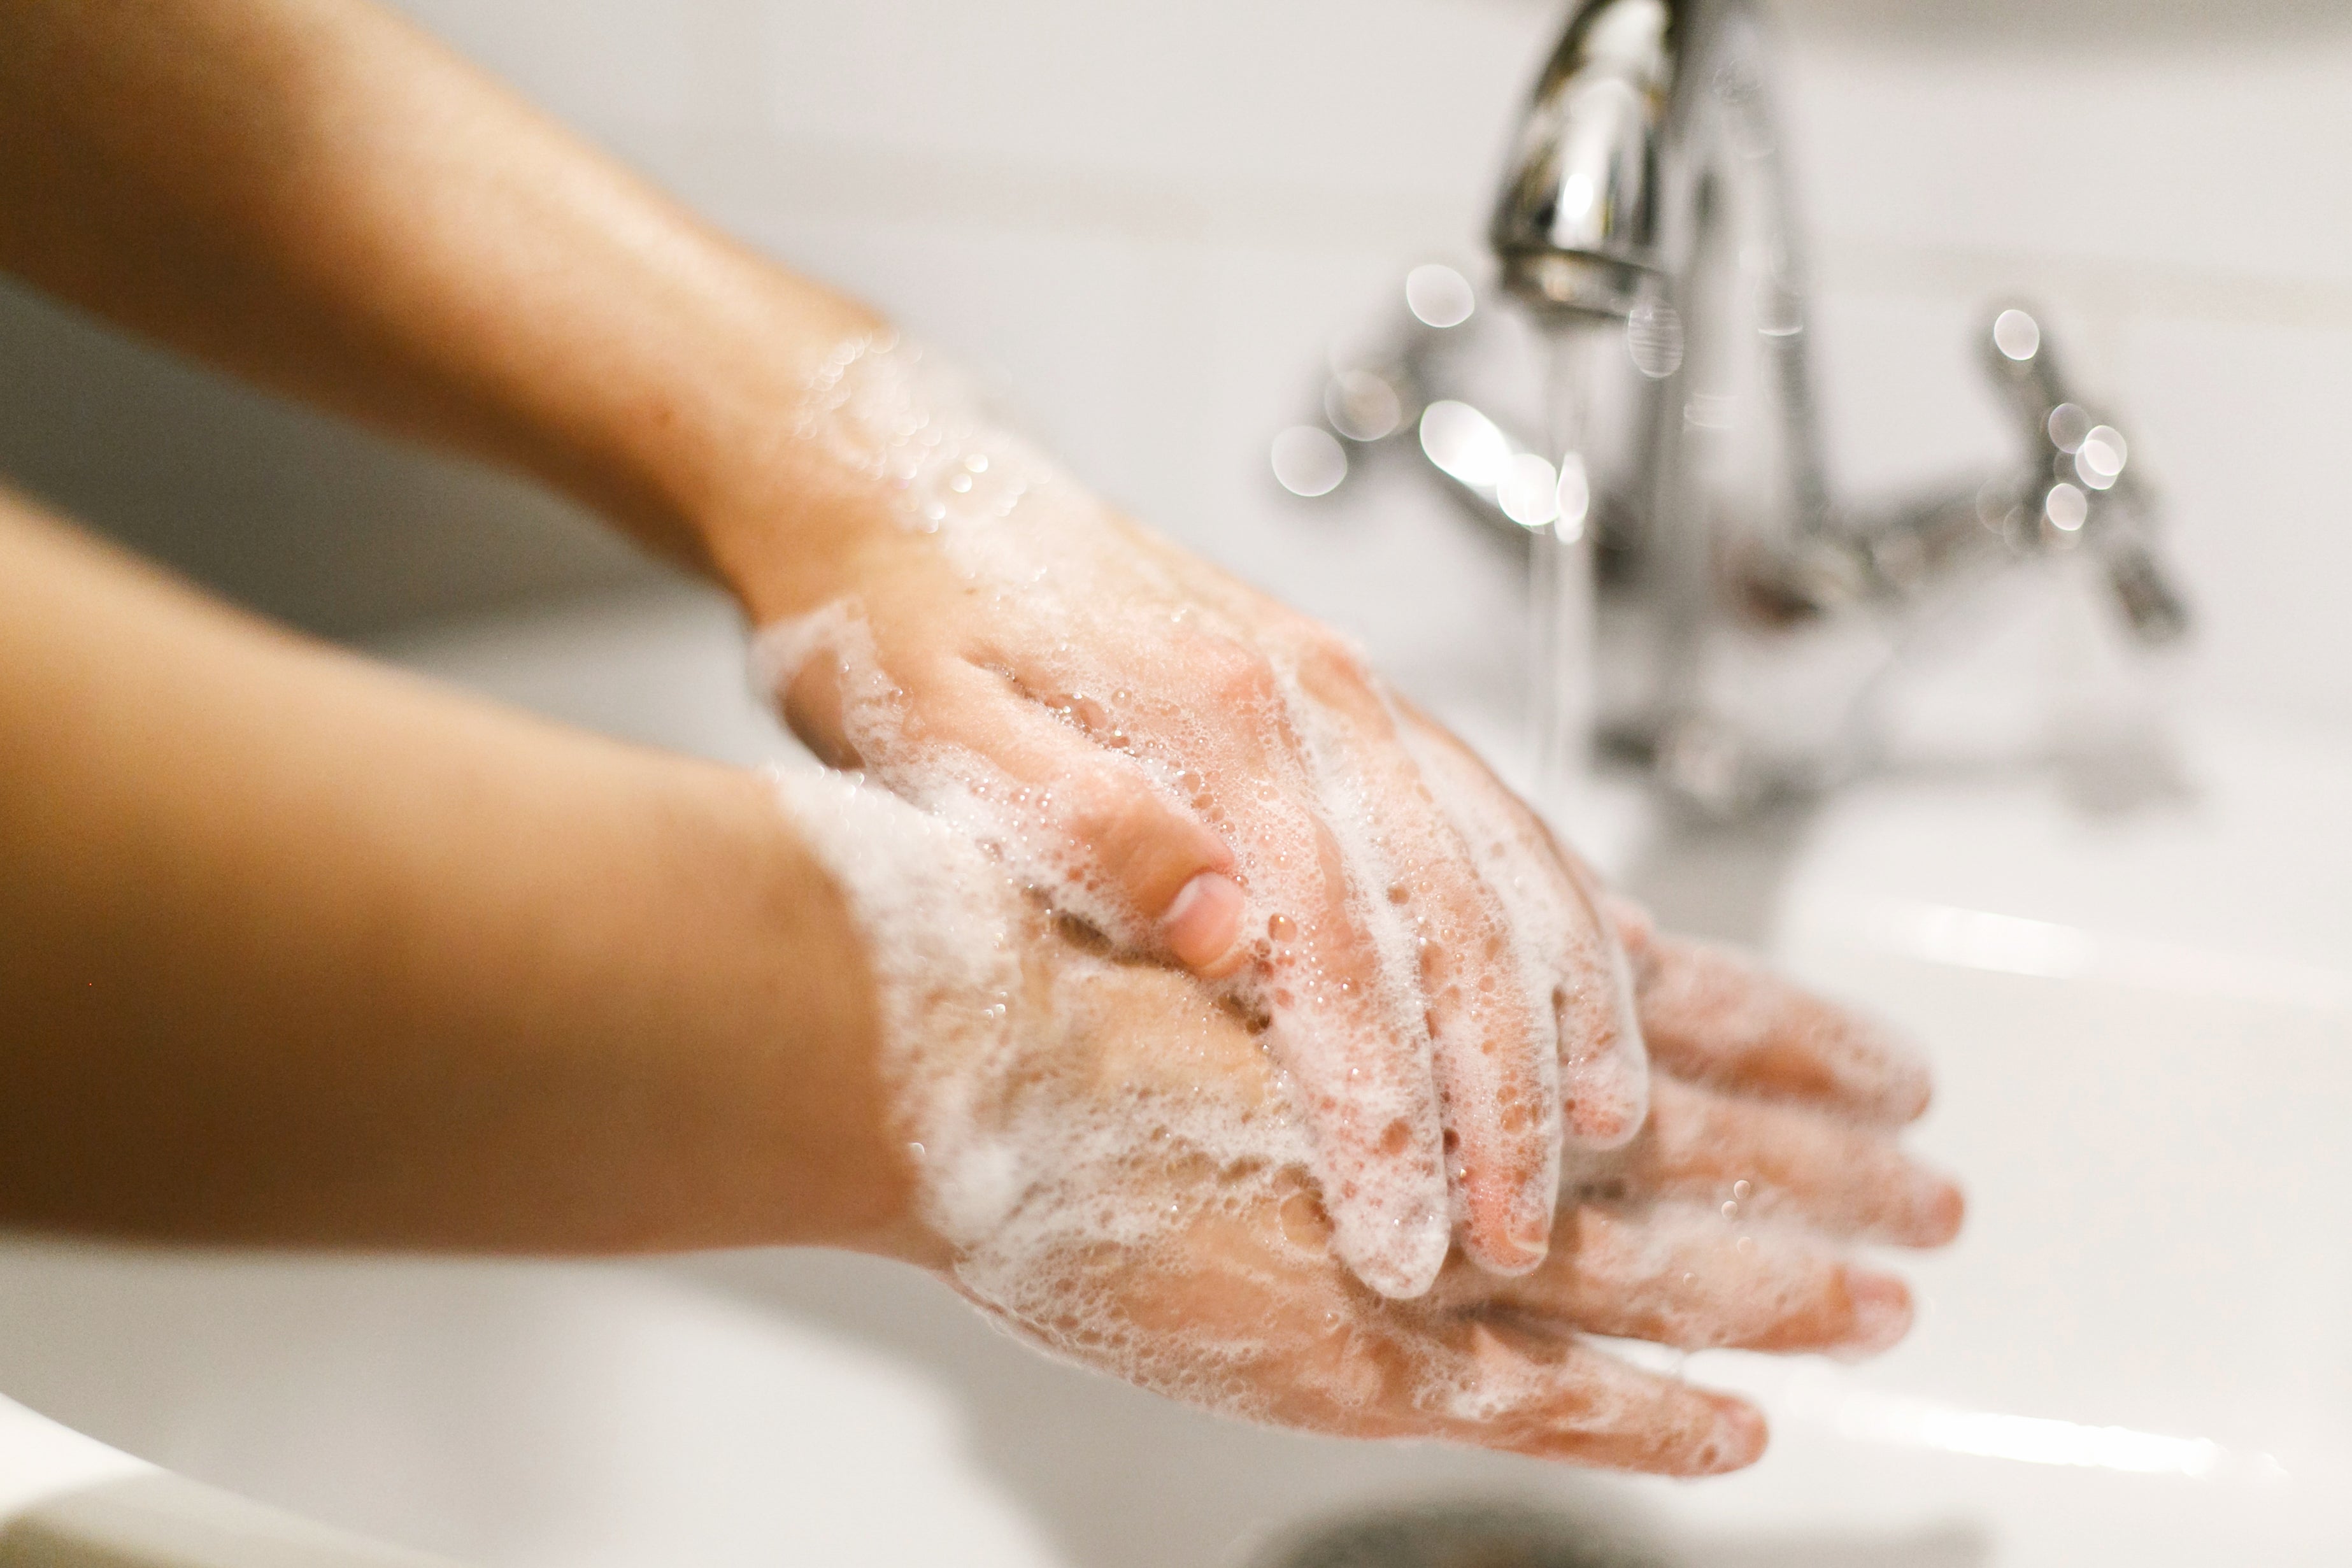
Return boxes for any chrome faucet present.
[1277,0,2187,813]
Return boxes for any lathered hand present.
[758,339,1644,1300]
[775,767,1960,1477]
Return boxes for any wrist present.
[695,763,936,1257]
[698,458,911,627]
[687,332,1057,627]
[764,764,1055,1273]
[563,263,891,610]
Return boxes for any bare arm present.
[0,492,913,1255]
[0,487,1959,1476]
[0,0,867,582]
[0,0,1747,1298]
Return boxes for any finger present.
[825,650,1251,974]
[1283,643,1562,1278]
[1620,1078,1964,1246]
[760,602,869,770]
[1010,616,1565,1291]
[1077,631,1461,1299]
[1485,1201,1913,1357]
[1414,1322,1768,1476]
[1613,904,1932,1124]
[1004,1153,1759,1477]
[1160,869,1250,975]
[1395,705,1648,1150]
[1226,1246,1767,1476]
[1248,809,1453,1299]
[966,651,1267,976]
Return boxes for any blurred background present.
[6,6,2352,1565]
[6,0,2350,738]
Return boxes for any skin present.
[0,0,1655,1293]
[0,499,911,1255]
[0,493,1960,1474]
[0,0,1965,1473]
[880,785,1960,1477]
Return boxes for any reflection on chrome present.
[2044,481,2089,533]
[2047,401,2093,453]
[1624,294,1684,380]
[1269,425,1346,497]
[1992,306,2042,362]
[1324,368,1402,443]
[1496,452,1562,529]
[1419,400,1510,488]
[1417,401,1562,531]
[1553,452,1592,541]
[1403,262,1476,329]
[2078,424,2128,488]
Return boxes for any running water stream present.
[1527,317,1632,813]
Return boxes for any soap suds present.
[767,764,1764,1460]
[755,336,1658,1300]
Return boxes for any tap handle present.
[2105,536,2192,645]
[1977,305,2190,645]
[1981,304,2073,432]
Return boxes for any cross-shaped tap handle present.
[1977,306,2189,645]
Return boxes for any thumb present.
[871,658,1250,974]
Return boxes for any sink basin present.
[4,584,2346,1566]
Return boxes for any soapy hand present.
[756,339,1644,1300]
[775,766,1960,1476]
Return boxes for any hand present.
[774,767,1961,1476]
[749,339,1646,1299]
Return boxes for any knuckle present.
[1194,641,1280,710]
[1291,633,1391,725]
[1068,767,1174,855]
[1294,631,1372,699]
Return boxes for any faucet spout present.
[1278,0,2193,813]
[1491,0,1835,557]
[1489,0,1679,319]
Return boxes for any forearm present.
[0,0,876,581]
[0,494,910,1255]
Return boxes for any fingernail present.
[1340,1196,1452,1301]
[1562,1051,1648,1150]
[1842,1270,1913,1356]
[1471,1183,1553,1277]
[1510,1181,1555,1255]
[1910,1173,1966,1246]
[1162,871,1247,975]
[1692,1400,1768,1475]
[1563,1092,1639,1149]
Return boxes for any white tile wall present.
[16,0,2352,732]
[388,0,2352,731]
[1779,19,2352,727]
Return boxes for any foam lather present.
[766,765,1760,1470]
[754,336,1649,1301]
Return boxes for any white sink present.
[4,585,2346,1566]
